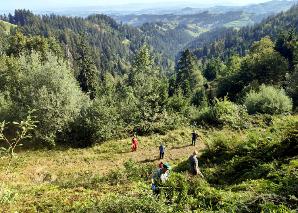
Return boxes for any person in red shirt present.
[131,135,138,152]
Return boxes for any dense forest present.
[0,4,297,213]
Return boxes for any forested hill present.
[114,11,255,27]
[2,5,297,71]
[113,0,297,26]
[187,5,298,61]
[0,10,199,73]
[0,3,297,212]
[0,10,148,76]
[126,11,256,60]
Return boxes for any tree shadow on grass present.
[171,144,192,150]
[139,157,160,163]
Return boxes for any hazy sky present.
[1,0,273,10]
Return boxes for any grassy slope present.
[0,20,16,34]
[0,115,297,212]
[0,127,205,211]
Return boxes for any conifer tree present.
[76,34,99,99]
[175,49,204,97]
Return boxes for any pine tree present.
[128,44,154,87]
[76,34,99,99]
[175,49,204,97]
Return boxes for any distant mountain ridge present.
[113,0,297,26]
[186,5,298,61]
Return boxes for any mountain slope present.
[187,5,298,60]
[113,0,297,27]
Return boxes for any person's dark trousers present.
[192,139,196,146]
[153,186,161,196]
[160,152,164,159]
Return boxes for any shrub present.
[213,98,248,128]
[0,113,37,157]
[166,91,190,115]
[134,112,188,136]
[0,187,16,205]
[94,194,169,213]
[195,98,248,128]
[61,97,124,148]
[244,85,293,115]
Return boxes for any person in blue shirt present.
[191,130,199,146]
[159,144,165,159]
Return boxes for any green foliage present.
[191,116,298,211]
[94,194,169,213]
[0,93,12,121]
[286,67,298,108]
[76,34,99,99]
[203,58,226,81]
[195,98,248,128]
[240,37,289,85]
[163,173,189,208]
[217,37,290,100]
[124,45,175,135]
[245,85,293,115]
[7,31,63,59]
[224,55,242,77]
[0,113,37,157]
[0,52,87,147]
[213,98,248,127]
[175,49,204,97]
[102,159,156,186]
[0,187,16,205]
[275,30,297,70]
[62,97,123,148]
[167,90,190,114]
[191,88,208,107]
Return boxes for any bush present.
[213,98,248,128]
[244,85,293,115]
[94,194,169,213]
[195,98,248,128]
[61,97,124,148]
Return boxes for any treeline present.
[0,10,144,76]
[0,7,297,149]
[197,35,298,104]
[0,10,178,74]
[0,28,191,148]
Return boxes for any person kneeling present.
[152,163,170,196]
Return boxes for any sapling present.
[0,113,37,158]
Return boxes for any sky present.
[1,0,273,10]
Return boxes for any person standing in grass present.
[131,135,139,152]
[189,150,204,178]
[159,144,165,159]
[191,130,199,146]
